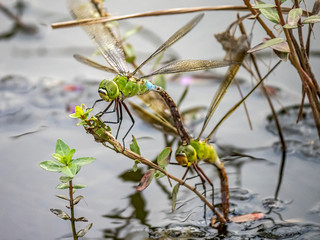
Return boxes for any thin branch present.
[51,5,309,29]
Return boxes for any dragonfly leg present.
[114,100,122,140]
[193,163,210,220]
[91,98,104,109]
[121,101,135,149]
[195,165,215,208]
[97,100,115,117]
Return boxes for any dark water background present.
[1,0,320,239]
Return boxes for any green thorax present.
[98,75,150,102]
[114,75,149,99]
[175,140,219,167]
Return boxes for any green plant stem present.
[69,180,78,240]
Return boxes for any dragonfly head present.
[175,144,197,167]
[98,79,120,101]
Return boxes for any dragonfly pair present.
[68,0,232,147]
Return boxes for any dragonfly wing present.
[132,13,204,75]
[73,54,118,73]
[68,0,129,75]
[128,100,178,136]
[143,60,232,77]
[198,37,249,139]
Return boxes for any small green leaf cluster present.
[69,104,93,125]
[40,139,95,239]
[40,139,95,178]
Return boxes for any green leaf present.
[248,38,286,53]
[172,183,180,212]
[124,43,136,64]
[66,149,76,163]
[59,176,73,183]
[55,139,70,157]
[56,195,70,201]
[157,147,172,169]
[56,183,69,189]
[39,160,63,172]
[284,8,302,29]
[154,170,166,179]
[77,223,93,237]
[52,153,62,162]
[61,162,78,178]
[130,136,141,155]
[122,25,142,41]
[259,6,280,24]
[73,195,84,205]
[132,159,140,172]
[50,208,70,220]
[136,169,155,191]
[73,184,87,189]
[72,157,95,166]
[153,75,166,89]
[303,15,320,24]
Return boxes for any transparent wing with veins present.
[68,0,129,75]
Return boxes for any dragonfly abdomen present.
[155,87,190,145]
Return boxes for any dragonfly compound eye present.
[98,79,119,101]
[175,145,197,167]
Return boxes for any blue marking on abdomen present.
[146,80,157,90]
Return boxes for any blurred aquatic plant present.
[39,139,95,240]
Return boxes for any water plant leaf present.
[172,183,180,212]
[130,136,141,155]
[258,3,280,24]
[123,43,136,63]
[50,208,70,220]
[73,195,84,205]
[122,25,142,41]
[248,38,286,53]
[136,169,155,191]
[59,176,73,183]
[56,195,70,201]
[283,8,302,29]
[72,157,95,166]
[132,159,140,172]
[56,183,69,189]
[55,139,70,157]
[66,149,76,164]
[73,184,87,189]
[303,15,320,24]
[39,160,63,172]
[157,147,172,169]
[77,223,93,237]
[75,217,88,222]
[61,163,77,178]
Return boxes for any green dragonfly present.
[68,0,232,145]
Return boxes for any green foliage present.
[130,136,141,155]
[157,147,171,169]
[248,38,286,53]
[69,104,93,125]
[303,15,320,24]
[283,8,302,29]
[40,139,95,178]
[172,183,180,212]
[256,1,280,24]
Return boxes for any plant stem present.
[69,180,78,240]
